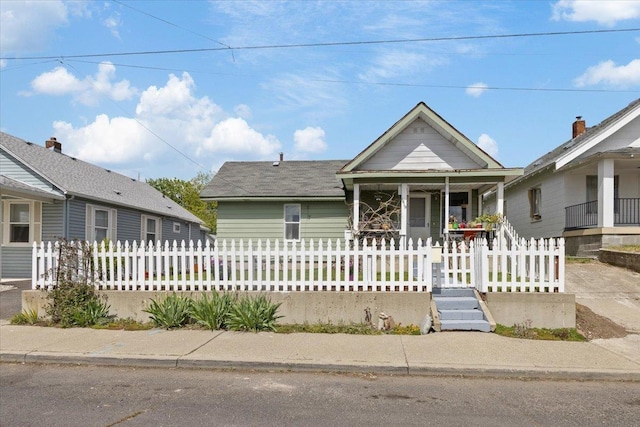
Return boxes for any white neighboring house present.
[489,98,640,256]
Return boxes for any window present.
[173,222,181,233]
[2,200,41,245]
[86,204,117,242]
[284,204,301,240]
[141,215,161,243]
[442,191,469,224]
[528,187,542,220]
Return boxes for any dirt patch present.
[575,303,629,341]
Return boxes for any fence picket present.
[31,237,564,294]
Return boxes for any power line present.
[64,59,640,94]
[3,27,638,61]
[110,0,235,54]
[59,61,255,194]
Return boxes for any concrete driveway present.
[565,261,640,334]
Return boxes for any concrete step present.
[432,288,475,297]
[440,319,491,332]
[432,296,478,310]
[438,308,485,321]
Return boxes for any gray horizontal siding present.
[1,150,61,195]
[42,201,63,242]
[1,246,32,278]
[217,201,349,242]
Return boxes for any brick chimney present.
[45,137,62,153]
[572,116,586,139]
[279,152,284,162]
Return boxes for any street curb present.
[3,352,639,381]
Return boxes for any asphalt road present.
[1,364,639,427]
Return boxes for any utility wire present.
[64,58,640,94]
[60,61,255,194]
[110,0,236,61]
[3,27,639,61]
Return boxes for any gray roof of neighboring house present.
[0,175,65,200]
[0,132,202,224]
[201,160,349,199]
[520,98,640,178]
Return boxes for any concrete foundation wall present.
[484,293,576,329]
[564,228,640,257]
[22,290,432,327]
[599,249,640,273]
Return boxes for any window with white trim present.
[173,222,181,233]
[141,215,161,243]
[284,204,301,240]
[528,187,542,220]
[2,200,41,245]
[86,204,117,243]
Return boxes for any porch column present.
[496,182,504,215]
[598,158,614,227]
[353,183,360,232]
[400,183,408,247]
[444,177,450,235]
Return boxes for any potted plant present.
[475,213,502,231]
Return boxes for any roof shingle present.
[1,132,202,224]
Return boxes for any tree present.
[147,172,217,233]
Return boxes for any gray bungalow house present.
[202,102,523,246]
[492,98,640,257]
[0,132,205,279]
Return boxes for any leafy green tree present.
[147,172,217,233]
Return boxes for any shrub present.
[190,291,237,330]
[227,294,282,332]
[72,298,112,327]
[43,238,112,328]
[11,308,40,325]
[144,293,193,329]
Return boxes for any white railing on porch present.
[32,237,564,293]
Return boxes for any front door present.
[409,196,430,244]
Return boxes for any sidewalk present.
[2,321,639,381]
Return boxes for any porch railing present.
[565,198,640,230]
[32,237,564,293]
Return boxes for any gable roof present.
[340,102,504,173]
[200,160,349,200]
[507,98,640,187]
[0,132,202,224]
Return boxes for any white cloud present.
[53,114,152,164]
[103,13,122,39]
[0,0,68,53]
[203,117,281,157]
[466,82,488,97]
[477,134,498,158]
[266,71,348,114]
[293,127,327,154]
[551,0,640,26]
[29,63,137,105]
[574,59,640,87]
[358,50,448,83]
[52,71,280,174]
[234,104,252,120]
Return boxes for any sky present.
[1,0,640,181]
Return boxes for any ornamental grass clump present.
[227,294,282,332]
[190,291,237,330]
[144,293,193,329]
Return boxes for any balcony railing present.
[565,198,640,230]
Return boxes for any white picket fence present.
[32,237,565,293]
